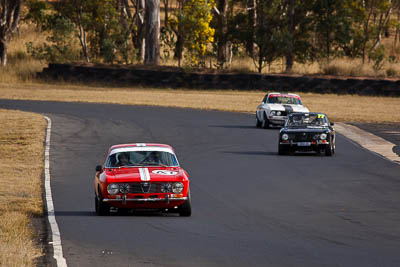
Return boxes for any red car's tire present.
[95,191,110,216]
[178,190,192,217]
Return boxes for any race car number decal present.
[152,170,178,175]
[317,114,325,119]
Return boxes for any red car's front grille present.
[127,183,166,194]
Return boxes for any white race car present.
[256,92,309,128]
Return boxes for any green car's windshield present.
[286,114,328,127]
[106,151,179,168]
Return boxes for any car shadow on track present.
[55,211,95,216]
[209,125,258,129]
[221,151,277,156]
[54,211,181,217]
[222,151,327,157]
[209,125,282,131]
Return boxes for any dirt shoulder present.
[0,82,399,123]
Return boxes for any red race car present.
[94,143,191,216]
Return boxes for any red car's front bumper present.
[102,194,187,209]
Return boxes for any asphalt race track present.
[1,99,400,267]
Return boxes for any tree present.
[50,0,134,63]
[169,0,215,66]
[0,0,22,66]
[285,0,294,72]
[145,0,160,65]
[252,0,286,73]
[121,0,146,62]
[371,0,393,50]
[312,0,353,63]
[53,0,96,62]
[215,0,228,67]
[246,0,256,57]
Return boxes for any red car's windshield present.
[105,151,179,167]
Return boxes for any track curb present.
[335,122,400,165]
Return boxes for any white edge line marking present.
[44,116,68,267]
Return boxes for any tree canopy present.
[14,0,399,73]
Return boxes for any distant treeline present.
[10,0,400,73]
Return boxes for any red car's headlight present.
[161,183,172,193]
[172,182,184,193]
[119,184,130,194]
[107,183,119,195]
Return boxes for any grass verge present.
[0,109,46,267]
[0,82,399,123]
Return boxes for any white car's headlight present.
[270,111,276,116]
[320,133,327,140]
[276,111,281,116]
[172,182,184,193]
[107,183,119,195]
[282,133,289,140]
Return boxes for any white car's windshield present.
[106,151,179,167]
[267,96,302,105]
[287,114,328,127]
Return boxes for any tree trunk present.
[78,27,89,62]
[362,10,373,64]
[77,6,90,62]
[217,0,228,68]
[395,11,400,48]
[372,5,393,50]
[247,0,256,57]
[0,0,22,67]
[326,28,330,64]
[137,0,146,62]
[174,34,183,67]
[163,0,169,28]
[145,0,160,65]
[285,0,294,72]
[0,40,7,66]
[173,0,184,66]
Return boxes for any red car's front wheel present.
[95,191,110,216]
[178,189,192,217]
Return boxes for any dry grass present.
[0,109,46,267]
[0,82,399,123]
[1,24,47,83]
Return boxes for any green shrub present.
[386,67,398,77]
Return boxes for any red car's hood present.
[105,166,185,183]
